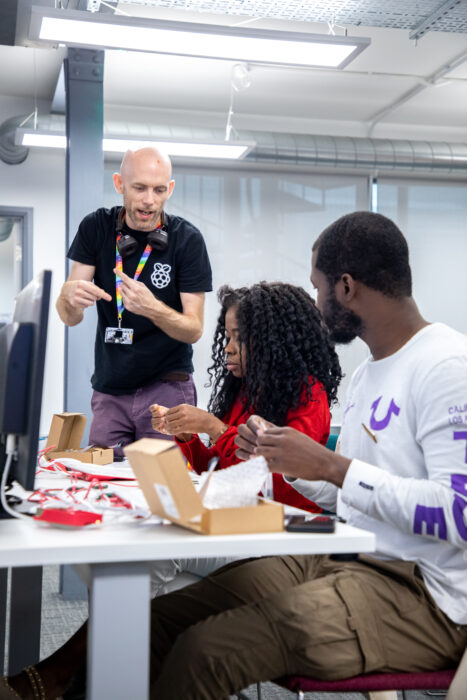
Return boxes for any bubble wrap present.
[199,456,270,509]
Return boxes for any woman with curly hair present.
[152,281,341,513]
[145,282,342,597]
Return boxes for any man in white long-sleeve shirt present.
[12,211,466,700]
[237,211,467,626]
[143,211,467,698]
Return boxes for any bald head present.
[113,147,175,231]
[120,147,172,181]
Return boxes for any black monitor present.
[0,270,51,516]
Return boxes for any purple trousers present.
[89,376,197,457]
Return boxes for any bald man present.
[56,148,212,456]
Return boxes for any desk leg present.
[9,567,42,675]
[86,563,150,700]
[0,569,7,675]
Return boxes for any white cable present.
[1,436,30,520]
[18,111,36,128]
[225,87,234,142]
[0,437,148,523]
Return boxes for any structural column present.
[62,48,105,599]
[64,47,104,436]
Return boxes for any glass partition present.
[105,164,369,422]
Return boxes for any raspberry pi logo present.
[151,263,171,289]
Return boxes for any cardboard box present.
[45,412,114,465]
[124,438,284,535]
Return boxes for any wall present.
[0,97,66,435]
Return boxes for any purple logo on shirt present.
[369,396,400,431]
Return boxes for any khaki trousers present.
[149,554,467,700]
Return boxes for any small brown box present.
[124,438,284,535]
[45,412,114,465]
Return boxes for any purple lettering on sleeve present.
[452,495,467,541]
[414,505,447,540]
[453,431,467,463]
[451,474,467,497]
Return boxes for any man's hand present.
[235,417,351,487]
[233,415,275,460]
[61,279,111,311]
[114,268,163,319]
[114,268,205,343]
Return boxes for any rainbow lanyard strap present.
[115,239,152,328]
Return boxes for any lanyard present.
[115,238,152,327]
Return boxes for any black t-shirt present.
[67,206,212,395]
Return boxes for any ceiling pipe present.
[244,132,467,174]
[9,113,467,174]
[104,119,467,173]
[0,115,30,165]
[0,218,15,242]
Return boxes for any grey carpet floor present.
[39,565,443,700]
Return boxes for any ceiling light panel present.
[115,0,467,33]
[30,8,370,69]
[103,139,252,158]
[16,129,253,160]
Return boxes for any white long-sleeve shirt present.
[291,323,467,624]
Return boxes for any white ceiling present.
[1,0,467,142]
[116,0,467,34]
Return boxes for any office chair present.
[268,629,467,699]
[272,667,457,699]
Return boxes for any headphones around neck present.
[115,207,169,258]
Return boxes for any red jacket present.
[176,380,330,513]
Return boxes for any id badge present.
[105,326,134,345]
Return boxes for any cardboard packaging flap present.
[44,413,113,465]
[124,438,202,525]
[124,438,284,535]
[46,413,87,451]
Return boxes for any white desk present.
[0,517,375,700]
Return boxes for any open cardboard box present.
[124,438,284,535]
[45,412,114,465]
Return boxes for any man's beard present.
[126,205,161,232]
[322,290,364,344]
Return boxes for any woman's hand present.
[164,404,225,442]
[149,403,170,434]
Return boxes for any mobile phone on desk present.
[285,514,336,533]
